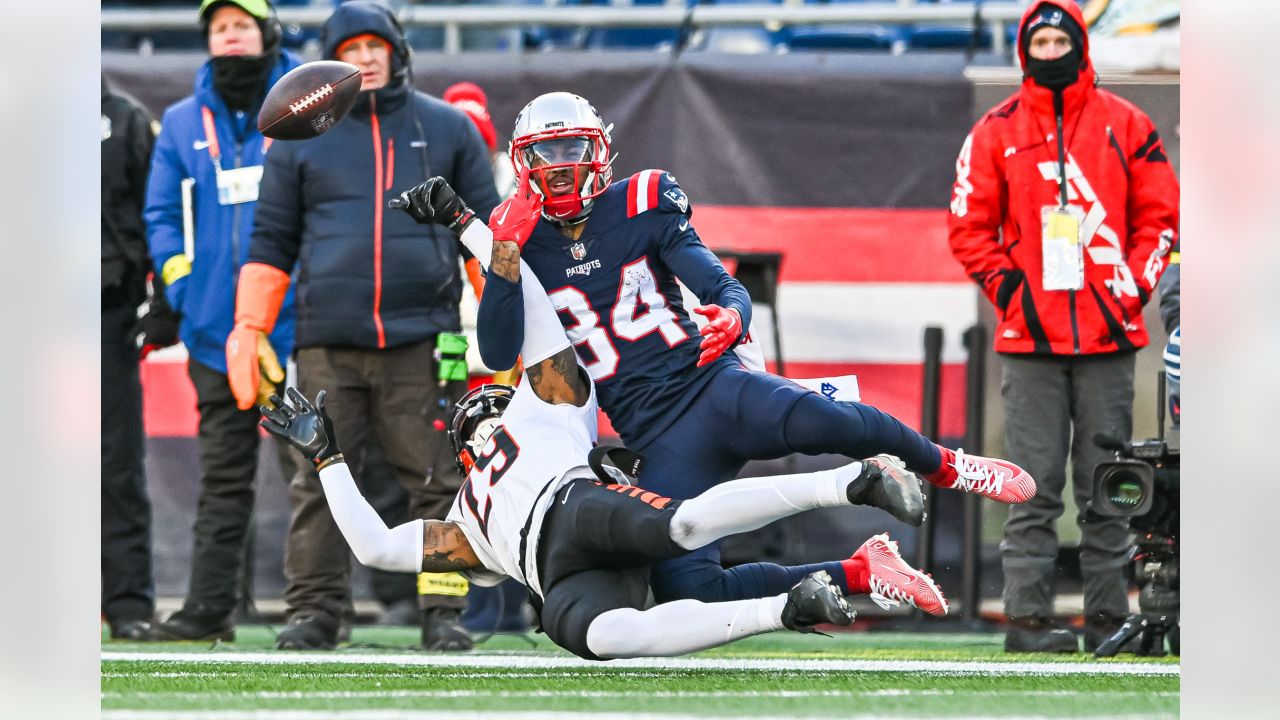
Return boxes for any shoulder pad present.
[626,169,690,218]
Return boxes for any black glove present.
[388,177,475,234]
[260,388,342,469]
[133,273,181,359]
[134,305,181,359]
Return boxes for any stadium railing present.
[101,0,1027,57]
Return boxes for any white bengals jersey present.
[446,378,599,598]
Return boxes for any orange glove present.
[227,263,291,410]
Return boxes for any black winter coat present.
[102,75,157,302]
[250,79,500,350]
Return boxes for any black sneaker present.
[1004,616,1079,653]
[108,618,160,641]
[846,455,926,527]
[781,571,856,633]
[152,604,234,642]
[1084,611,1137,653]
[276,612,339,650]
[422,608,473,651]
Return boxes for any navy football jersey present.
[507,170,752,448]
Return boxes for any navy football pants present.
[634,362,942,603]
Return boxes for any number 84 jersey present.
[518,170,751,449]
[445,378,599,599]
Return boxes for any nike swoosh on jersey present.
[193,139,211,150]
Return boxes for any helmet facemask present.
[509,92,614,226]
[448,385,515,474]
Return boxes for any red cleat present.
[930,448,1036,504]
[852,533,949,617]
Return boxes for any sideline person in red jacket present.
[947,0,1178,654]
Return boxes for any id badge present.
[215,165,263,205]
[1041,205,1084,291]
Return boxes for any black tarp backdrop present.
[104,51,972,208]
[107,50,1179,613]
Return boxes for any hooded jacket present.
[947,0,1179,355]
[248,1,500,349]
[145,49,302,373]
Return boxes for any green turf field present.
[101,626,1179,718]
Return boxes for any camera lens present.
[1106,472,1147,509]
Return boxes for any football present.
[257,61,361,141]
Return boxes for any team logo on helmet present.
[448,384,516,474]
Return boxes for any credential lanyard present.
[201,105,270,173]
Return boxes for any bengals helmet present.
[448,384,516,474]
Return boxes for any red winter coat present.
[947,0,1179,355]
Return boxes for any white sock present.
[585,595,789,659]
[667,462,862,550]
[319,463,424,573]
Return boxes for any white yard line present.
[102,689,1180,700]
[101,713,1170,720]
[101,651,1179,677]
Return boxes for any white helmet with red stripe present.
[510,92,614,225]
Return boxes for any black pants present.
[285,342,467,623]
[101,292,153,623]
[185,359,296,614]
[537,478,686,660]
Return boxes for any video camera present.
[1089,373,1179,657]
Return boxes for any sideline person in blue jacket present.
[234,0,500,651]
[143,0,301,641]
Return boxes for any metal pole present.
[960,324,987,624]
[767,263,785,377]
[914,326,944,573]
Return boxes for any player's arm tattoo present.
[526,346,591,407]
[491,240,521,283]
[421,520,482,572]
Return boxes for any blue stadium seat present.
[780,24,903,52]
[583,0,696,51]
[907,25,992,51]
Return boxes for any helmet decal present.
[447,384,516,475]
[510,92,614,225]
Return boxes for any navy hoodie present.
[249,1,500,349]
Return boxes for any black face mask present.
[1026,47,1082,91]
[211,52,277,112]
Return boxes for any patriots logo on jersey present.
[664,187,689,214]
[570,241,587,261]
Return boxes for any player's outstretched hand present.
[260,388,343,469]
[692,304,743,367]
[389,177,475,235]
[489,168,543,249]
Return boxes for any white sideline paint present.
[101,651,1179,677]
[102,707,1172,712]
[102,689,1179,700]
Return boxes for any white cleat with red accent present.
[853,533,949,617]
[942,449,1036,504]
